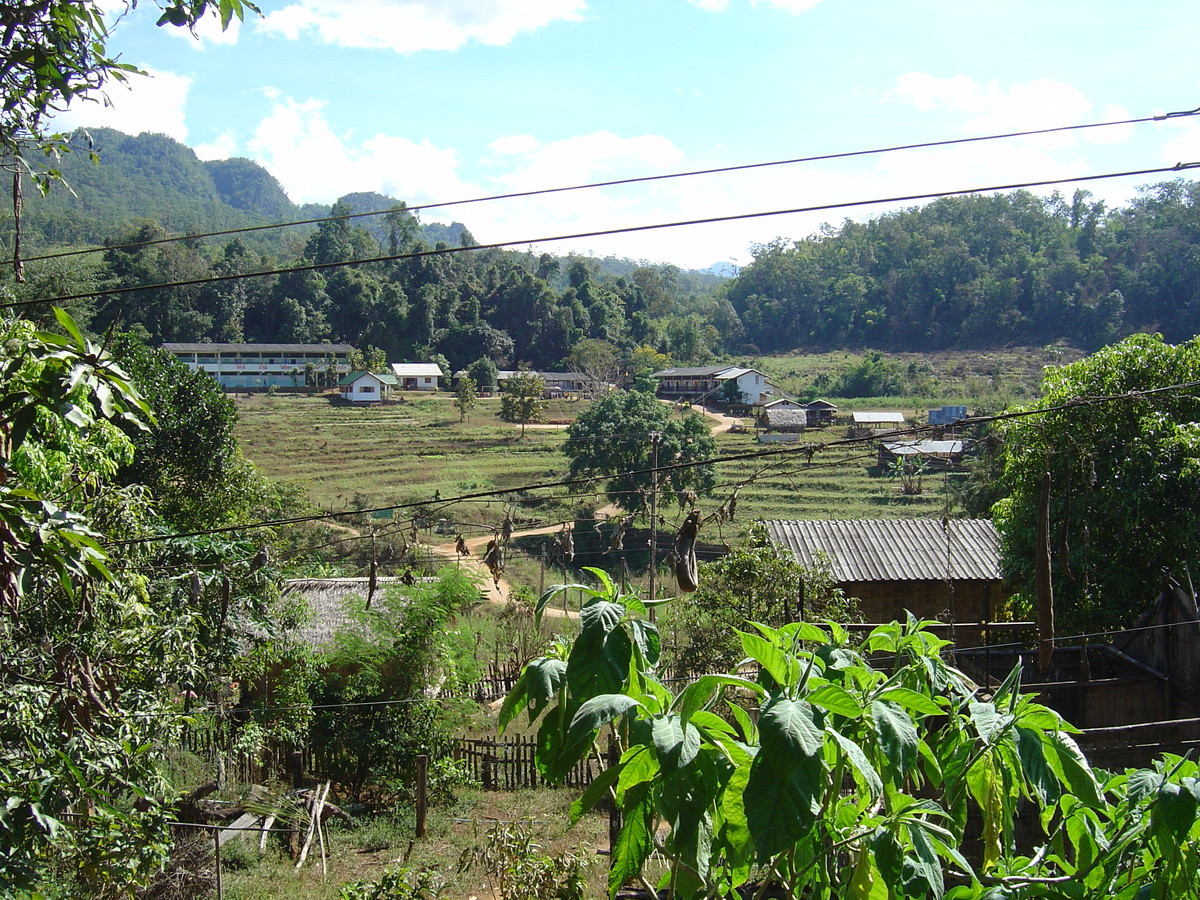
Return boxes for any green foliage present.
[2,1,258,190]
[665,524,858,677]
[504,572,1200,900]
[457,820,591,900]
[309,567,482,800]
[564,390,717,512]
[466,357,499,391]
[454,375,477,422]
[340,865,447,900]
[990,332,1200,632]
[500,371,546,435]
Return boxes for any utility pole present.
[647,431,662,620]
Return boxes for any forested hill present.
[726,182,1200,352]
[6,127,469,255]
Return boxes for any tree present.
[455,374,477,423]
[564,389,717,512]
[500,370,546,436]
[502,575,1200,900]
[664,524,857,678]
[467,356,499,392]
[990,332,1200,633]
[2,1,259,190]
[566,337,620,394]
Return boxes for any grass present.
[219,787,612,900]
[235,379,993,592]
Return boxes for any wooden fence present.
[452,737,600,791]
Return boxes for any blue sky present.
[54,0,1200,270]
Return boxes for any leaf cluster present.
[502,573,1200,899]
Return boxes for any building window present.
[360,385,375,393]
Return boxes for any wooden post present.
[415,754,429,838]
[212,827,223,900]
[1036,471,1055,678]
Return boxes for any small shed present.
[761,406,808,433]
[852,411,907,432]
[338,370,398,403]
[766,518,1008,643]
[879,439,966,469]
[802,399,838,427]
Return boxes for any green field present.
[235,383,984,590]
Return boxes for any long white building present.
[162,342,355,389]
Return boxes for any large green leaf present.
[1045,732,1101,807]
[876,687,945,717]
[808,682,864,719]
[829,730,883,800]
[1014,725,1059,805]
[568,694,641,746]
[759,696,824,766]
[652,714,701,772]
[1152,780,1198,847]
[744,750,822,860]
[567,611,632,699]
[608,781,656,899]
[872,699,918,778]
[738,629,794,687]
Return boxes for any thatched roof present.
[282,578,419,649]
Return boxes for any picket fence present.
[452,736,599,791]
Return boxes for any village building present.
[759,398,838,431]
[878,439,966,469]
[928,404,968,426]
[765,518,1010,646]
[163,342,355,389]
[851,410,908,433]
[494,370,612,398]
[338,370,398,403]
[390,362,444,391]
[651,365,776,405]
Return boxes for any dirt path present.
[428,503,623,616]
[668,400,745,434]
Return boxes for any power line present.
[10,105,1196,267]
[4,160,1198,312]
[103,382,1200,548]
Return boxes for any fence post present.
[212,827,223,900]
[415,754,428,839]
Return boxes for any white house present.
[390,362,444,391]
[338,371,398,403]
[651,365,776,405]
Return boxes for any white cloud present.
[890,73,1092,137]
[243,95,474,204]
[1161,120,1200,168]
[258,0,587,53]
[50,66,193,141]
[195,129,240,160]
[163,8,243,46]
[687,0,824,12]
[489,135,541,156]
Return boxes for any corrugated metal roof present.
[163,342,355,353]
[652,366,736,377]
[765,519,1001,582]
[853,411,907,423]
[883,440,964,455]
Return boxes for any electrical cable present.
[4,160,1198,312]
[103,383,1200,548]
[9,104,1196,267]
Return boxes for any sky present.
[51,0,1200,271]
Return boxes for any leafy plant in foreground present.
[501,568,1200,899]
